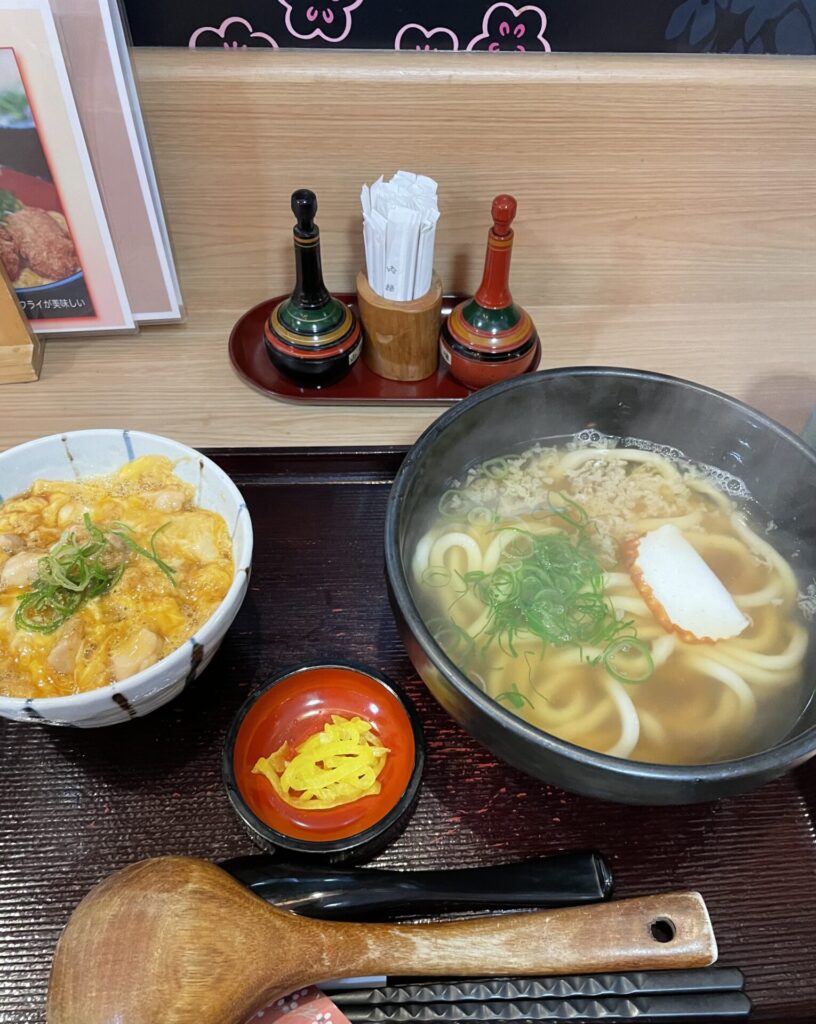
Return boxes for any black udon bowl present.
[384,367,816,805]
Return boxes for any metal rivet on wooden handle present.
[47,858,717,1024]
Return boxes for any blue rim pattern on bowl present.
[16,270,84,298]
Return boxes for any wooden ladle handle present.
[355,890,717,977]
[48,857,717,1024]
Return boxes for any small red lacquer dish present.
[223,663,424,862]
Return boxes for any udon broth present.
[410,436,812,765]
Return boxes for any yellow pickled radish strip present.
[252,714,390,810]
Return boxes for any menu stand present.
[0,263,42,383]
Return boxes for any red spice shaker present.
[440,195,539,390]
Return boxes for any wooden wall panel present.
[1,50,814,447]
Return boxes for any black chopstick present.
[340,991,752,1022]
[331,968,745,1004]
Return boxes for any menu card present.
[0,0,133,333]
[51,0,183,323]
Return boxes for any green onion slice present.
[467,506,495,527]
[603,637,654,684]
[483,457,509,480]
[547,490,589,528]
[438,489,466,519]
[422,566,452,588]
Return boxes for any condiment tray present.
[229,295,541,405]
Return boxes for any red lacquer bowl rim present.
[223,662,425,854]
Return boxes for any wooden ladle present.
[48,856,717,1024]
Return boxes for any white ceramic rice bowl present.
[0,429,252,727]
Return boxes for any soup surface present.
[0,456,233,699]
[411,437,812,765]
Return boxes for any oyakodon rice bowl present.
[385,368,816,804]
[0,430,252,727]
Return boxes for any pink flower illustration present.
[277,0,363,43]
[467,3,551,52]
[189,16,277,48]
[394,23,460,51]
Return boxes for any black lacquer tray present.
[0,448,814,1023]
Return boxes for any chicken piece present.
[6,208,79,281]
[0,226,19,281]
[151,489,186,513]
[110,627,162,682]
[56,502,84,528]
[47,619,83,676]
[1,549,42,590]
[0,534,24,554]
[103,532,129,567]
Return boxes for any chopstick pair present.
[329,968,751,1022]
[339,995,750,1021]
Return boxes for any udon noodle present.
[411,438,811,765]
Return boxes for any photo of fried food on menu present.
[0,0,133,334]
[0,47,92,319]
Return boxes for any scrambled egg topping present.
[0,456,233,699]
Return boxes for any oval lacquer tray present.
[228,293,541,406]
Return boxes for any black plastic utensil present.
[330,968,745,1003]
[219,850,612,919]
[341,992,752,1022]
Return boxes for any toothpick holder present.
[356,270,442,382]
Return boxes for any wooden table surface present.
[1,50,815,449]
[2,450,815,1023]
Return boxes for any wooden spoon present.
[47,856,717,1024]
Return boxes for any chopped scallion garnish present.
[14,515,175,635]
[425,493,654,689]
